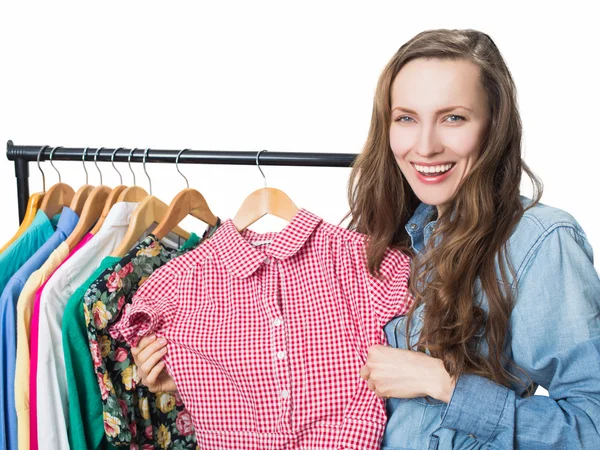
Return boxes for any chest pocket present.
[384,305,424,349]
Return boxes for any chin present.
[410,189,451,208]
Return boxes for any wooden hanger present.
[89,185,126,235]
[153,188,218,239]
[69,147,96,216]
[233,187,298,231]
[110,194,191,257]
[65,186,111,250]
[153,150,218,240]
[39,183,75,219]
[116,186,148,202]
[65,148,118,249]
[69,185,94,216]
[233,150,298,231]
[110,148,190,257]
[38,147,75,219]
[90,148,129,234]
[116,148,150,202]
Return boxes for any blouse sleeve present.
[367,247,413,328]
[110,265,179,347]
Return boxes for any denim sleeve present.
[440,225,600,449]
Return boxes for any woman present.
[354,29,600,449]
[133,29,600,449]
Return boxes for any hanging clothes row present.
[2,143,412,450]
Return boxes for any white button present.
[280,389,289,399]
[273,318,283,327]
[263,257,271,265]
[409,223,418,230]
[277,351,286,360]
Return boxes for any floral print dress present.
[84,225,219,449]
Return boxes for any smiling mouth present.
[411,162,456,176]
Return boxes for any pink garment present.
[112,210,412,450]
[29,233,93,450]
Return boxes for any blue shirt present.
[382,197,600,449]
[0,207,78,450]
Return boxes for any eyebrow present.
[391,105,473,114]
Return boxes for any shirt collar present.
[32,208,52,228]
[99,201,139,229]
[211,209,323,279]
[55,206,79,238]
[405,202,437,253]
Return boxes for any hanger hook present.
[111,148,124,185]
[256,149,268,188]
[36,145,49,193]
[49,146,62,183]
[175,149,190,189]
[143,148,152,195]
[127,148,137,186]
[82,147,89,185]
[94,147,104,185]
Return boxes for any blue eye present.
[446,115,465,123]
[396,116,414,123]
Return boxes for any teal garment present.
[0,210,56,294]
[50,214,61,229]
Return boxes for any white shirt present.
[35,202,138,450]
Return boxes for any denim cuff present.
[440,374,510,444]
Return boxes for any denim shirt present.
[382,197,600,449]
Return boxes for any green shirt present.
[61,232,203,450]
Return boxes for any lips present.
[411,162,456,185]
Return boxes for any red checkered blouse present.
[111,209,412,449]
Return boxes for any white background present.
[0,0,598,270]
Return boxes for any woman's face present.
[389,58,490,213]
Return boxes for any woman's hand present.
[131,335,177,393]
[359,345,455,403]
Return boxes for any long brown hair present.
[348,29,542,387]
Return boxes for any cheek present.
[442,126,483,158]
[389,126,413,160]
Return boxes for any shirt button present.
[280,389,289,399]
[273,318,283,327]
[409,223,418,231]
[277,351,286,360]
[263,257,271,265]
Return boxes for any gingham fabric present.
[111,209,412,449]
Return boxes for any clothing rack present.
[6,140,358,225]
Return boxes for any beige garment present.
[14,242,69,450]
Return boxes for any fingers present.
[137,337,168,367]
[131,335,157,358]
[359,364,370,381]
[367,379,387,399]
[138,346,168,379]
[363,365,386,398]
[145,361,166,391]
[144,362,178,393]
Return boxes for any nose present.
[415,124,443,157]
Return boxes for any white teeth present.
[414,163,454,175]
